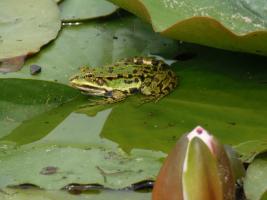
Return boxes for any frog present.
[69,57,178,105]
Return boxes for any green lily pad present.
[234,140,267,163]
[0,14,179,84]
[244,154,267,200]
[109,0,267,55]
[60,0,118,22]
[0,0,61,62]
[0,145,162,190]
[0,110,165,190]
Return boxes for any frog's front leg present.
[104,90,127,104]
[82,90,127,107]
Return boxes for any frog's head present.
[69,72,112,96]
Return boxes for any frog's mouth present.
[72,84,108,96]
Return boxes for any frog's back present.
[86,57,169,78]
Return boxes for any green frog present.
[69,57,177,105]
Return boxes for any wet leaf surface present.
[0,0,61,61]
[109,0,267,55]
[244,154,267,200]
[60,0,118,22]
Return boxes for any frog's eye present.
[83,71,94,78]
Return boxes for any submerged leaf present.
[0,56,25,73]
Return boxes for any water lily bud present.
[152,126,235,200]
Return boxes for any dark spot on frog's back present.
[128,74,133,78]
[129,88,140,94]
[152,59,159,65]
[164,86,171,91]
[124,79,133,84]
[153,66,158,71]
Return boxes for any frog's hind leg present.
[140,72,177,103]
[153,77,178,102]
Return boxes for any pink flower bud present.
[152,126,235,200]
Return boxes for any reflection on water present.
[32,108,118,149]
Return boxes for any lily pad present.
[0,144,162,190]
[60,0,118,22]
[0,14,179,84]
[0,188,151,200]
[0,0,61,64]
[234,140,267,163]
[0,111,165,190]
[244,154,267,200]
[109,0,267,55]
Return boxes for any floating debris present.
[30,64,42,75]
